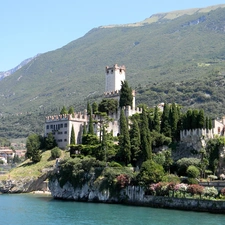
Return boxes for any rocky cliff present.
[49,179,225,213]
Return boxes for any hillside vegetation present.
[1,5,225,138]
[0,150,67,180]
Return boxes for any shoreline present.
[51,195,225,214]
[31,190,51,195]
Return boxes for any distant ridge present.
[100,4,225,28]
[0,54,40,81]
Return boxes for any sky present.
[1,0,224,71]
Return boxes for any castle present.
[44,64,141,149]
[45,64,225,150]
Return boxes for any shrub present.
[176,157,200,176]
[162,174,180,184]
[187,178,198,184]
[138,160,164,186]
[203,186,218,198]
[208,175,218,180]
[220,174,225,180]
[174,183,188,193]
[187,165,200,178]
[220,187,225,196]
[51,147,62,159]
[116,174,130,188]
[187,184,204,197]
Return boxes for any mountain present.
[1,4,225,138]
[0,54,40,81]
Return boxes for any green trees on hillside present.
[26,134,42,163]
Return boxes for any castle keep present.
[44,64,141,149]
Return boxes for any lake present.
[0,194,225,225]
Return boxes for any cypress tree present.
[119,81,133,108]
[88,113,94,135]
[160,103,171,137]
[170,103,178,140]
[118,109,131,166]
[68,106,74,115]
[129,118,141,167]
[140,107,152,161]
[83,122,87,135]
[209,118,212,130]
[197,109,205,129]
[148,113,153,132]
[102,125,107,162]
[153,106,160,132]
[186,109,192,130]
[87,101,92,115]
[176,106,182,141]
[92,102,98,114]
[191,109,199,129]
[60,106,68,115]
[70,125,76,145]
[205,117,209,130]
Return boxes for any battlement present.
[180,129,214,141]
[45,110,88,123]
[104,90,120,98]
[105,64,126,73]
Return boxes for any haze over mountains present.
[1,4,225,138]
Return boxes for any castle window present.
[64,131,67,134]
[60,124,63,128]
[50,125,53,129]
[46,125,49,129]
[64,123,67,128]
[218,127,221,134]
[64,139,67,142]
[111,69,113,73]
[107,70,109,74]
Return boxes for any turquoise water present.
[0,194,225,225]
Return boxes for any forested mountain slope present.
[1,5,225,138]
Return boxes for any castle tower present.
[105,64,126,92]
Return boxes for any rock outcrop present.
[49,179,225,213]
[0,172,49,193]
[49,179,118,202]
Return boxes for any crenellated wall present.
[180,128,214,141]
[45,110,88,123]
